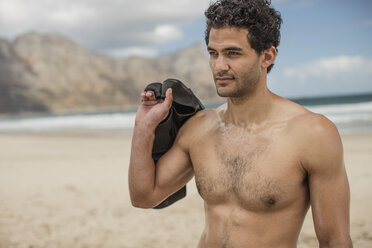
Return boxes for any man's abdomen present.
[198,202,309,248]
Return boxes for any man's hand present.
[130,87,194,208]
[135,88,173,128]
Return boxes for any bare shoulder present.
[181,108,220,130]
[273,96,340,141]
[270,93,344,172]
[286,106,344,172]
[175,107,221,149]
[289,110,340,140]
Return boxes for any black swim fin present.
[144,79,204,209]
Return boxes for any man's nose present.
[214,56,230,72]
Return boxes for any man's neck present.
[224,83,274,128]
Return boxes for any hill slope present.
[0,32,217,114]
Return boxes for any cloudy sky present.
[0,0,371,98]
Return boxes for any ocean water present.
[0,93,371,134]
[292,93,372,134]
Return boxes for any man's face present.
[207,27,262,98]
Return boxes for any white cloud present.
[106,46,157,58]
[0,0,212,57]
[283,56,372,82]
[0,0,27,22]
[47,4,96,27]
[268,56,372,97]
[153,24,184,43]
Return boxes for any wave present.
[0,112,136,132]
[0,101,371,132]
[306,101,372,114]
[305,101,372,124]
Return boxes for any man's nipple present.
[268,198,276,205]
[261,195,278,207]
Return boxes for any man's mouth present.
[215,76,235,84]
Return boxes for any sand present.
[0,131,371,247]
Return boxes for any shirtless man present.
[129,0,352,247]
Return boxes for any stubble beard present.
[214,62,261,100]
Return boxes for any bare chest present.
[191,126,306,210]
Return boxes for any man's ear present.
[261,46,277,70]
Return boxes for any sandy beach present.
[0,130,371,247]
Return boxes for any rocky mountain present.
[0,32,218,115]
[0,38,47,113]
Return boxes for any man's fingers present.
[140,92,146,100]
[140,88,172,110]
[163,88,173,109]
[145,91,156,100]
[141,91,157,102]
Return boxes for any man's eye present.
[228,51,240,56]
[208,51,217,56]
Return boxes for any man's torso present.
[183,102,313,248]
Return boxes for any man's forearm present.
[318,236,353,248]
[319,243,353,248]
[128,123,157,207]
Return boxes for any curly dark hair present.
[204,0,282,73]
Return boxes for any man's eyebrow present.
[207,46,243,52]
[223,47,243,52]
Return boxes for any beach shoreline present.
[0,130,371,247]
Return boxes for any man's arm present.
[301,114,352,247]
[128,89,194,208]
